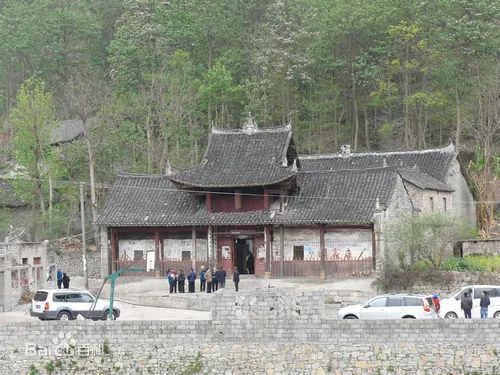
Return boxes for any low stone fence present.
[460,238,500,256]
[1,290,500,374]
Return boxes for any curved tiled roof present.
[96,167,399,227]
[168,125,297,188]
[300,144,455,183]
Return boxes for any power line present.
[2,174,499,204]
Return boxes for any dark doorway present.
[234,238,254,275]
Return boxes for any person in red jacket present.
[432,293,440,314]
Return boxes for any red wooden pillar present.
[110,229,117,273]
[263,190,270,209]
[320,225,326,279]
[264,225,271,278]
[206,193,212,212]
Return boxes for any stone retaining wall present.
[1,290,500,374]
[1,319,499,374]
[48,245,101,279]
[461,238,500,256]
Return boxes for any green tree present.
[385,213,473,269]
[9,78,57,238]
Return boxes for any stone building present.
[96,119,475,278]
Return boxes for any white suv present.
[338,294,437,319]
[30,289,120,321]
[440,285,500,319]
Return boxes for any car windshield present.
[366,297,387,307]
[33,291,48,302]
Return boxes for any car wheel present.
[103,310,117,320]
[57,311,72,321]
[343,314,358,319]
[444,312,458,319]
[493,311,500,319]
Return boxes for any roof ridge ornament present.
[243,112,258,134]
[282,157,288,167]
[375,197,381,211]
[165,160,173,175]
[291,158,298,172]
[382,158,387,167]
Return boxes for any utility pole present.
[80,182,89,289]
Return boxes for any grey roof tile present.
[398,168,453,192]
[169,125,297,188]
[96,167,399,227]
[300,144,455,183]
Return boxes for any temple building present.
[96,118,475,278]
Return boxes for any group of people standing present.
[461,290,491,319]
[166,266,240,293]
[47,268,70,289]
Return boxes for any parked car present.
[338,294,437,319]
[30,289,120,321]
[439,285,500,319]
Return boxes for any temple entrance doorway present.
[234,237,254,275]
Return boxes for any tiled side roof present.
[96,168,399,227]
[96,174,197,226]
[168,125,297,188]
[398,168,453,192]
[300,144,455,183]
[277,168,397,225]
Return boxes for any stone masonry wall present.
[1,289,500,374]
[48,245,101,279]
[461,239,500,256]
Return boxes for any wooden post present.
[154,230,160,276]
[206,193,212,212]
[207,226,213,267]
[192,227,196,271]
[320,225,326,280]
[280,225,285,277]
[264,226,271,279]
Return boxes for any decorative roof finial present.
[282,157,288,167]
[243,112,258,134]
[291,158,298,172]
[340,144,351,156]
[375,197,381,211]
[382,158,387,167]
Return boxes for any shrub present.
[441,255,500,273]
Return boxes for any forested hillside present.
[0,0,498,240]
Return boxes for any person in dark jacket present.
[480,290,491,319]
[212,266,218,292]
[177,269,186,293]
[56,269,63,289]
[62,273,70,289]
[216,266,227,288]
[233,267,240,292]
[167,269,177,293]
[187,268,196,293]
[461,292,473,318]
[200,266,206,292]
